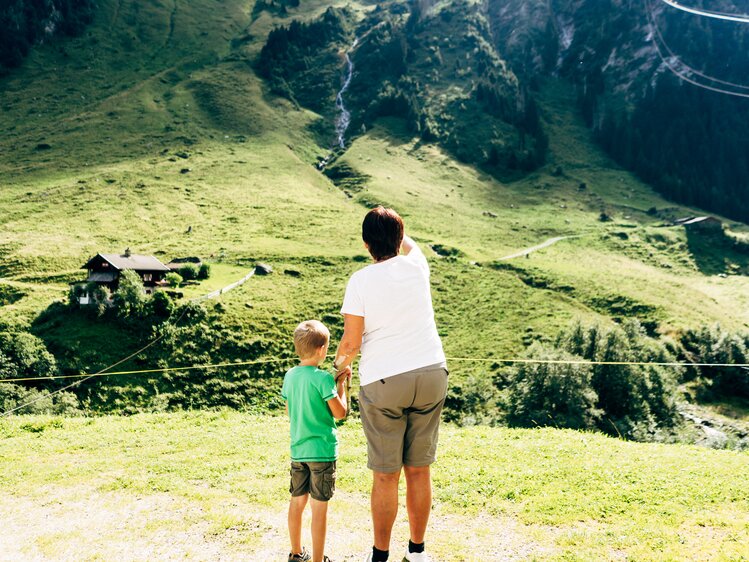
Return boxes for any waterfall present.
[334,38,358,149]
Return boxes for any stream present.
[334,37,358,149]
[317,37,359,170]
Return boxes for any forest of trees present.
[257,7,351,112]
[544,0,749,223]
[0,0,95,72]
[594,75,749,222]
[259,1,548,173]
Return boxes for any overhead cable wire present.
[646,0,749,98]
[648,0,749,90]
[2,355,747,387]
[658,0,749,23]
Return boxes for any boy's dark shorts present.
[289,461,336,502]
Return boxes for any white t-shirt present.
[340,244,446,386]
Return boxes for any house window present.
[101,262,109,268]
[143,274,152,282]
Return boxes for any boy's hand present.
[335,365,352,383]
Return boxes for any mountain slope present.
[1,0,748,423]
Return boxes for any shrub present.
[165,272,183,288]
[444,371,501,426]
[0,383,80,415]
[505,343,601,430]
[149,291,174,319]
[0,331,57,379]
[68,284,86,307]
[502,320,681,439]
[555,320,681,437]
[680,324,749,400]
[197,263,211,280]
[87,282,111,317]
[69,283,110,316]
[113,269,146,318]
[178,264,200,281]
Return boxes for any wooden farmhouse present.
[673,216,723,232]
[73,250,170,304]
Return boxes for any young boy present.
[282,320,351,562]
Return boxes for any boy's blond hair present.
[293,320,330,359]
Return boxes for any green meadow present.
[0,412,747,561]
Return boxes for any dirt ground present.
[0,487,553,561]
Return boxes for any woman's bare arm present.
[334,314,364,376]
[400,235,417,256]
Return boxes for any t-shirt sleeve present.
[406,241,429,274]
[317,372,337,402]
[340,274,365,317]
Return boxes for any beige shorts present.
[358,363,448,473]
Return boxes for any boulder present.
[255,263,273,275]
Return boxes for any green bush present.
[0,383,80,415]
[148,291,174,319]
[197,264,211,280]
[444,371,501,426]
[0,331,57,380]
[165,272,183,288]
[502,320,681,439]
[178,264,200,281]
[555,320,681,437]
[680,324,749,400]
[87,282,111,317]
[505,343,601,430]
[113,269,146,318]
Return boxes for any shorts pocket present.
[323,464,336,499]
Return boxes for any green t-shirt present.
[281,365,338,462]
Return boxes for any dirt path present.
[497,236,575,261]
[192,269,255,302]
[0,488,552,561]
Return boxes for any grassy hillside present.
[0,412,747,561]
[1,0,749,425]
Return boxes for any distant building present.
[72,250,170,304]
[165,256,203,271]
[673,216,723,232]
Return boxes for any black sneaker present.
[288,547,311,562]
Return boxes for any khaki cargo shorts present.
[358,363,448,473]
[289,461,336,502]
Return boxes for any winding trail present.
[496,236,575,260]
[193,268,255,302]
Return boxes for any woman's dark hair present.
[362,206,404,261]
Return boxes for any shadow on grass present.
[685,228,749,276]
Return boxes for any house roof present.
[674,216,721,226]
[82,253,171,272]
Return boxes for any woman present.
[334,206,448,562]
